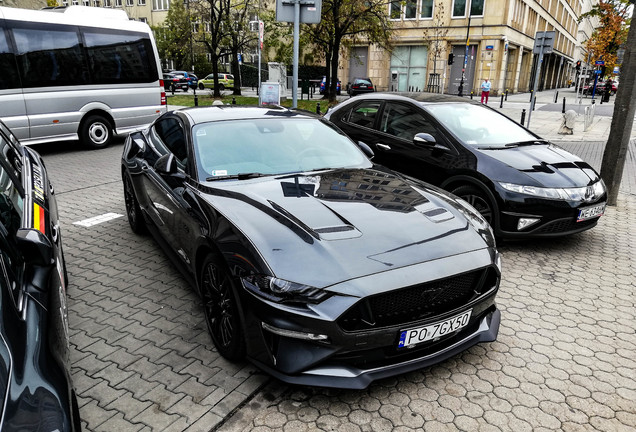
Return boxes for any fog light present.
[518,218,540,230]
[262,322,329,342]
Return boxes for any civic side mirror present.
[413,133,436,145]
[16,228,53,267]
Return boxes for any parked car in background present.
[170,70,198,89]
[163,73,189,92]
[198,73,235,90]
[348,77,375,96]
[325,93,607,239]
[121,105,501,389]
[0,120,81,431]
[319,76,341,95]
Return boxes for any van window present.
[0,28,20,90]
[83,29,158,84]
[12,22,86,87]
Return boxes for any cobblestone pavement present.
[35,136,636,432]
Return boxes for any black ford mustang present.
[0,121,80,431]
[324,93,607,239]
[121,106,502,389]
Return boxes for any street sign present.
[595,60,605,65]
[485,45,494,50]
[533,31,555,54]
[276,0,322,23]
[594,70,602,74]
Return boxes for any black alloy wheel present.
[123,172,146,234]
[451,185,496,226]
[200,255,246,361]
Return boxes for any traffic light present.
[576,60,581,70]
[448,53,454,65]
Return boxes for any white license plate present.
[577,202,605,222]
[398,309,472,348]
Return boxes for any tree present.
[303,0,394,102]
[599,9,635,205]
[422,1,449,93]
[579,0,630,76]
[152,1,193,71]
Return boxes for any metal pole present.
[458,1,472,97]
[292,0,300,108]
[527,40,545,129]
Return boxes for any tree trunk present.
[599,14,636,205]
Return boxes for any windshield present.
[425,103,537,148]
[192,117,371,179]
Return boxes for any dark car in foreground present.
[121,106,501,389]
[348,77,375,96]
[0,121,80,431]
[324,93,607,239]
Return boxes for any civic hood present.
[199,167,493,289]
[477,144,601,187]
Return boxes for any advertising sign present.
[260,82,280,105]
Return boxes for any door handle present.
[376,143,391,151]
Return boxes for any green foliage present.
[152,1,193,70]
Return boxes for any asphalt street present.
[33,90,636,431]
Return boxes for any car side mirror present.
[155,153,179,175]
[357,141,374,159]
[413,133,436,145]
[16,228,54,267]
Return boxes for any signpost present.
[276,0,322,108]
[527,31,555,129]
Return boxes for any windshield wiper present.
[505,139,549,147]
[205,172,270,181]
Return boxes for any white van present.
[0,6,167,148]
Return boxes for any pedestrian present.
[480,78,491,104]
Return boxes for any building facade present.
[343,0,594,95]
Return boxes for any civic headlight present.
[242,275,329,304]
[499,180,606,202]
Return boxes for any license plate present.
[398,309,472,348]
[577,202,605,222]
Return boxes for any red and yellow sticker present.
[33,203,46,234]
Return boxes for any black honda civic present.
[324,93,607,239]
[121,106,502,389]
[0,121,81,431]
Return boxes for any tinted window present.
[83,29,159,84]
[381,103,438,141]
[0,27,20,90]
[348,101,381,128]
[12,22,86,87]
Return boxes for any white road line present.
[73,213,123,227]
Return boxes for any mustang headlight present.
[499,180,606,202]
[454,197,496,247]
[242,275,329,304]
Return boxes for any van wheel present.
[80,115,112,149]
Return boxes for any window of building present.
[138,0,146,4]
[452,0,484,17]
[405,0,417,19]
[126,0,134,5]
[390,0,401,19]
[153,0,170,10]
[115,0,122,6]
[420,0,433,18]
[139,17,148,23]
[104,0,112,6]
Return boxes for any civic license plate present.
[398,309,472,348]
[577,202,605,222]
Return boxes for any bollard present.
[505,90,508,101]
[592,99,595,105]
[500,94,504,108]
[532,97,536,111]
[529,90,533,102]
[194,95,198,107]
[232,97,236,105]
[171,86,175,96]
[562,97,566,113]
[470,91,473,100]
[554,91,559,103]
[520,109,526,126]
[316,102,321,115]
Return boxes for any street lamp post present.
[457,0,472,97]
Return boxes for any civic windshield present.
[425,103,538,148]
[193,118,371,180]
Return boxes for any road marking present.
[73,213,123,227]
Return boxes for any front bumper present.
[238,249,501,389]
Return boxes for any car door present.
[140,116,203,267]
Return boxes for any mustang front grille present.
[338,267,498,332]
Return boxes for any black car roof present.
[344,92,482,105]
[176,105,319,125]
